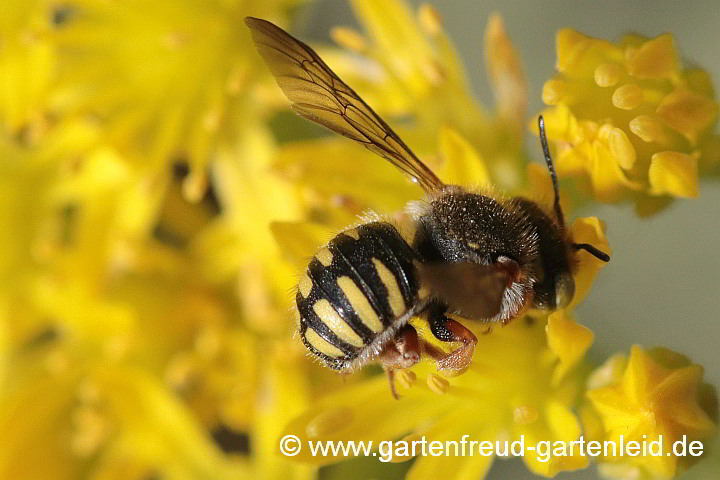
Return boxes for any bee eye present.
[554,273,575,309]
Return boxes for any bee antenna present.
[573,243,611,262]
[538,116,565,229]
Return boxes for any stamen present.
[396,369,417,389]
[608,127,636,169]
[612,84,643,110]
[426,373,450,395]
[629,115,667,144]
[594,63,622,87]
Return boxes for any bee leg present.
[385,368,399,400]
[394,323,421,366]
[379,324,421,399]
[427,304,477,372]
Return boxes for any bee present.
[246,17,610,396]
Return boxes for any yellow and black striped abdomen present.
[296,222,421,370]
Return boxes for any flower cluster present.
[537,29,720,215]
[1,1,330,479]
[583,346,717,479]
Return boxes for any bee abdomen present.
[296,222,420,370]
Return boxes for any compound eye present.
[554,272,575,309]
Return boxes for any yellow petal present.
[254,349,315,480]
[626,34,677,80]
[656,87,718,144]
[542,79,567,105]
[281,377,447,465]
[586,353,628,390]
[407,411,496,480]
[484,13,527,128]
[589,139,640,202]
[438,127,491,186]
[648,151,698,198]
[524,163,572,216]
[555,29,620,77]
[98,367,249,480]
[530,105,580,143]
[350,0,434,92]
[546,312,594,385]
[520,416,589,476]
[569,217,611,306]
[586,386,647,434]
[545,400,582,442]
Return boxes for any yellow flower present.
[585,346,717,479]
[0,169,313,480]
[52,0,305,176]
[0,117,314,480]
[282,0,530,198]
[191,126,302,335]
[0,120,100,318]
[0,350,252,480]
[282,312,594,479]
[537,29,720,215]
[2,3,362,480]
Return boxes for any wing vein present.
[246,16,445,193]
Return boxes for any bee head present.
[536,115,609,309]
[546,243,608,309]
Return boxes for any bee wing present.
[245,17,445,193]
[420,262,509,319]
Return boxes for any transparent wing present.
[245,17,445,193]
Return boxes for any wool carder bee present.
[246,17,610,397]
